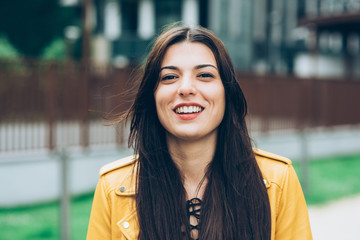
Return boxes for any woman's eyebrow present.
[195,64,217,70]
[160,64,217,72]
[160,65,178,72]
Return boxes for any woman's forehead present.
[160,42,217,69]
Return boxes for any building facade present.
[88,0,360,78]
[297,0,360,78]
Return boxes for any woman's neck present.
[166,132,217,199]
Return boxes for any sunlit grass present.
[293,153,360,205]
[0,153,359,240]
[0,195,93,240]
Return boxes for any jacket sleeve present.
[275,164,313,240]
[87,176,112,240]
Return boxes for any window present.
[155,0,182,30]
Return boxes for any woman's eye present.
[198,73,214,78]
[161,75,177,81]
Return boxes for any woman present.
[87,25,312,240]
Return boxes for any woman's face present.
[154,41,225,142]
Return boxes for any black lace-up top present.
[185,197,202,240]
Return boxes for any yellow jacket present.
[87,149,312,240]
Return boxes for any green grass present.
[1,153,360,240]
[293,153,360,205]
[0,195,93,240]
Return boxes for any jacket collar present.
[115,164,137,196]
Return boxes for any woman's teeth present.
[175,106,203,114]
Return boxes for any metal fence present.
[0,59,131,152]
[1,59,360,153]
[238,73,360,132]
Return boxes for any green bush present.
[0,35,21,59]
[41,38,67,60]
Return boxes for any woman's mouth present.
[173,105,204,120]
[174,105,204,114]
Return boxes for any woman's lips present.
[176,111,202,120]
[173,103,204,120]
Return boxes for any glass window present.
[155,0,182,30]
[121,0,139,36]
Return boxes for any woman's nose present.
[177,76,197,96]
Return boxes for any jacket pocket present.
[116,210,139,240]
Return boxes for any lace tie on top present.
[186,197,202,240]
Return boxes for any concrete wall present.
[0,147,132,207]
[1,125,360,207]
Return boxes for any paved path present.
[308,195,360,240]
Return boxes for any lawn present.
[293,153,360,205]
[0,153,360,240]
[0,195,92,240]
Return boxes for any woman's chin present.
[166,128,218,143]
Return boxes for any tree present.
[0,0,79,57]
[0,35,20,59]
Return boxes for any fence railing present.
[238,73,360,130]
[1,59,360,153]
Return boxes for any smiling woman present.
[87,24,313,240]
[155,41,225,142]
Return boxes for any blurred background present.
[0,0,360,239]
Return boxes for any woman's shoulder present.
[99,155,137,176]
[97,155,137,196]
[253,148,294,189]
[253,148,292,165]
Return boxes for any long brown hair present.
[125,24,271,240]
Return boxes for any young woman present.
[87,25,312,240]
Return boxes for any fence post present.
[299,128,310,195]
[116,122,124,147]
[59,149,71,240]
[80,63,90,150]
[80,0,93,150]
[46,63,56,151]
